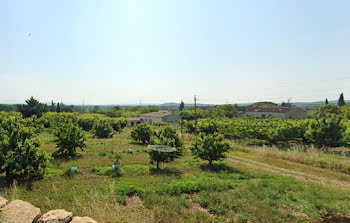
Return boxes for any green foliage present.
[305,105,345,147]
[63,167,78,177]
[108,151,122,165]
[191,133,231,166]
[131,123,152,144]
[0,114,50,181]
[17,96,48,118]
[89,166,123,177]
[52,121,86,157]
[92,118,114,138]
[149,126,183,169]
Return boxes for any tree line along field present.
[1,104,350,222]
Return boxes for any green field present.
[1,127,350,223]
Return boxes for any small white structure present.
[246,107,307,119]
[140,111,181,125]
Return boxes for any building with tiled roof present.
[246,106,307,119]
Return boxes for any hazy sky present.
[1,0,350,105]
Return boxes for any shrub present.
[131,123,152,144]
[52,121,86,157]
[0,115,50,181]
[93,118,114,138]
[305,105,344,147]
[191,133,231,166]
[63,167,78,177]
[108,151,122,165]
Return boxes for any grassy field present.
[1,127,350,223]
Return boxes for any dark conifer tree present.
[325,98,329,105]
[338,93,346,106]
[57,102,61,113]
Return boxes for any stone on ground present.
[38,209,73,223]
[0,196,9,208]
[1,200,41,223]
[70,216,98,223]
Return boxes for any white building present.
[246,107,307,119]
[140,111,181,125]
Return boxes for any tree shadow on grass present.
[149,167,182,177]
[0,175,38,191]
[51,154,84,165]
[200,162,245,174]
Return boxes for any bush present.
[52,121,86,157]
[191,133,231,166]
[63,167,78,177]
[131,123,152,144]
[305,105,344,147]
[108,151,122,165]
[92,118,114,138]
[0,115,50,181]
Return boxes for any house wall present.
[140,115,181,125]
[246,109,307,119]
[285,109,307,119]
[140,115,162,124]
[162,115,181,125]
[246,112,286,119]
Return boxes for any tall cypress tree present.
[325,98,329,105]
[57,102,61,113]
[338,93,346,106]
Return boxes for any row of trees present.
[183,104,350,148]
[130,123,231,169]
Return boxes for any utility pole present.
[194,95,198,134]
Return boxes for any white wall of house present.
[162,115,181,124]
[246,109,306,119]
[140,115,181,125]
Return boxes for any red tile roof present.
[246,106,298,113]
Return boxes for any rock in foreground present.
[38,209,73,223]
[71,216,98,223]
[0,196,9,208]
[1,200,41,223]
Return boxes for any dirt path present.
[228,155,350,190]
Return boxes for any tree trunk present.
[157,161,160,169]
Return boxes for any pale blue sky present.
[1,0,349,105]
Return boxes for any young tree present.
[179,100,185,112]
[53,121,87,157]
[131,123,152,144]
[0,115,50,181]
[190,133,230,167]
[92,118,114,138]
[108,151,123,165]
[148,145,177,169]
[17,96,48,118]
[325,98,329,105]
[151,126,183,158]
[338,93,346,106]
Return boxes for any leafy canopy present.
[191,133,231,166]
[53,121,87,157]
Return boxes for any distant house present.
[126,117,141,126]
[140,111,181,125]
[246,107,307,119]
